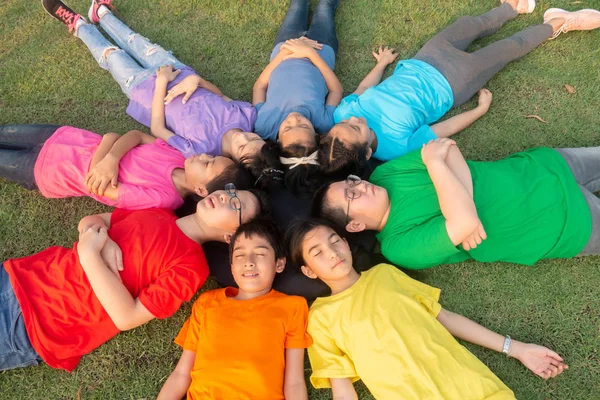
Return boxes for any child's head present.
[185,154,254,197]
[227,130,267,163]
[278,112,317,149]
[229,219,286,294]
[285,218,354,284]
[195,186,271,242]
[311,176,390,233]
[241,141,286,191]
[320,117,374,178]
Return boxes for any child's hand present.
[100,237,124,282]
[281,38,320,60]
[86,154,119,196]
[461,222,487,251]
[164,74,202,105]
[511,341,568,380]
[156,65,181,83]
[477,89,493,112]
[372,46,398,65]
[78,224,109,259]
[421,138,456,165]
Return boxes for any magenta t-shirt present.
[34,126,186,210]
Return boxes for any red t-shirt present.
[4,208,208,372]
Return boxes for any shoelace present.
[55,6,80,32]
[550,18,575,40]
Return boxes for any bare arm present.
[283,348,308,400]
[444,145,472,197]
[431,89,492,138]
[303,50,343,106]
[437,308,568,380]
[422,140,480,245]
[330,378,358,400]
[151,66,182,142]
[89,133,120,170]
[354,46,399,96]
[78,213,112,232]
[157,349,195,400]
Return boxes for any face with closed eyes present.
[196,189,260,234]
[328,116,372,152]
[278,112,317,148]
[300,225,354,282]
[231,233,285,294]
[229,131,266,162]
[184,154,235,196]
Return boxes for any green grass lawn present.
[1,0,600,398]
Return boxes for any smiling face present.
[300,225,354,283]
[325,180,390,232]
[184,154,235,196]
[230,131,266,162]
[329,116,371,149]
[278,112,317,148]
[231,233,285,294]
[196,189,260,233]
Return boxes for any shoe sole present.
[41,0,56,18]
[525,0,536,14]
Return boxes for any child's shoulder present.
[191,288,227,309]
[269,290,308,309]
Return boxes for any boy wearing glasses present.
[158,220,312,400]
[0,184,269,372]
[312,138,597,270]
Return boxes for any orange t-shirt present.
[175,288,313,399]
[4,208,209,372]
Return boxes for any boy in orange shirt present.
[158,220,313,400]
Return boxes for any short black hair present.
[246,188,272,221]
[319,134,369,180]
[311,182,348,228]
[241,141,285,191]
[229,219,285,262]
[285,218,347,270]
[280,142,326,198]
[206,163,254,194]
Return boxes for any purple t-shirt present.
[126,66,257,158]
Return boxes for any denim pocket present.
[9,311,30,353]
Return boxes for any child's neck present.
[377,204,391,232]
[233,287,272,301]
[220,128,242,159]
[176,214,223,244]
[171,168,195,198]
[370,129,378,152]
[328,268,361,295]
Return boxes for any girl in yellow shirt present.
[285,218,567,399]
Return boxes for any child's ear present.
[275,257,286,273]
[223,233,232,244]
[195,186,209,197]
[300,265,318,280]
[366,147,373,160]
[346,220,366,233]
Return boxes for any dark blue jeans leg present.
[0,124,60,190]
[306,0,340,53]
[274,0,310,45]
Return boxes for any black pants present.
[0,125,60,190]
[414,3,553,106]
[274,0,340,53]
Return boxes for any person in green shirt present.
[312,138,597,269]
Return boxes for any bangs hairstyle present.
[285,218,347,270]
[229,219,285,262]
[206,163,254,194]
[280,141,326,198]
[311,182,348,228]
[240,141,285,191]
[319,134,369,180]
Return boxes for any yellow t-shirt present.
[307,264,516,400]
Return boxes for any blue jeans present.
[0,263,41,371]
[75,12,186,97]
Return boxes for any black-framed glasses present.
[344,175,362,225]
[225,183,242,226]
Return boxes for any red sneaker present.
[42,0,82,34]
[88,0,115,24]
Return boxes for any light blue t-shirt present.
[333,59,454,161]
[254,43,337,141]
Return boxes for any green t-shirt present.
[371,148,592,269]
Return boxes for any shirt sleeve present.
[406,125,438,152]
[285,298,313,349]
[138,255,208,319]
[109,208,135,225]
[174,297,204,352]
[307,312,359,389]
[333,94,359,123]
[381,215,461,270]
[255,102,265,111]
[166,135,198,159]
[117,184,183,211]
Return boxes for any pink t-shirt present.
[34,126,186,210]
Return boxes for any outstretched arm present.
[353,46,399,96]
[431,89,492,138]
[437,308,568,380]
[330,378,358,400]
[157,349,195,400]
[284,348,308,400]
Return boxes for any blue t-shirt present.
[333,59,454,161]
[254,43,337,141]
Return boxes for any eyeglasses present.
[344,175,362,225]
[225,183,242,226]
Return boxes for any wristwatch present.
[502,335,512,357]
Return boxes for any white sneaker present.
[501,0,536,14]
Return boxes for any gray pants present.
[556,148,600,255]
[414,3,553,106]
